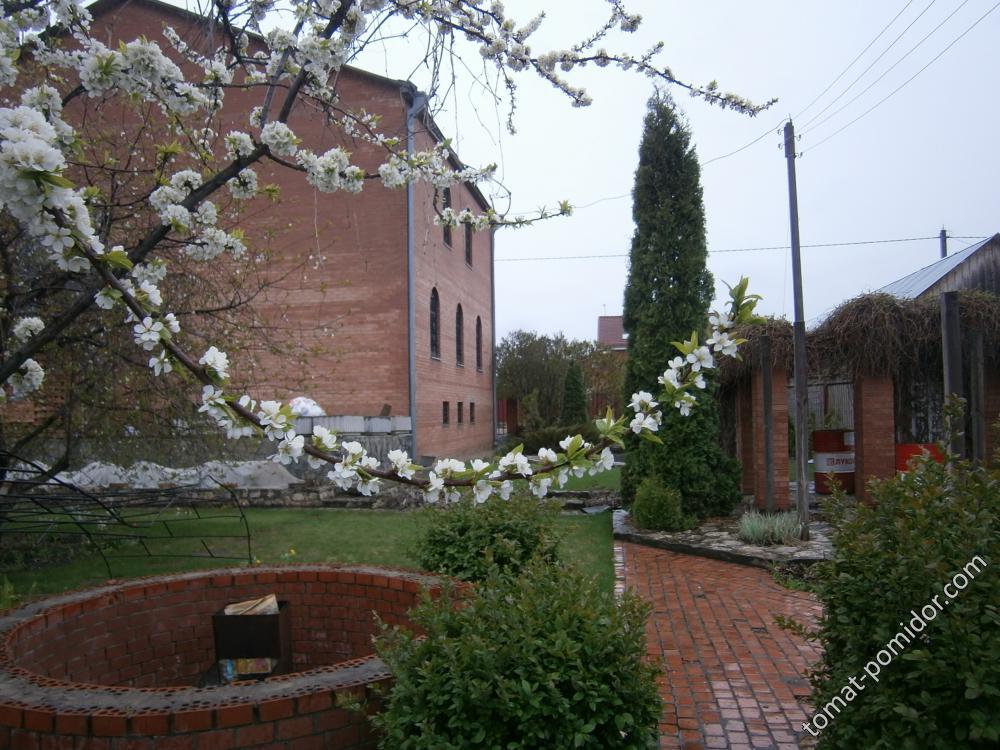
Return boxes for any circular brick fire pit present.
[0,565,444,749]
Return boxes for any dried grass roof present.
[718,292,1000,384]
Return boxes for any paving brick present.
[622,543,821,750]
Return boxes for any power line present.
[794,0,917,121]
[806,1,1000,151]
[800,0,939,130]
[494,234,982,262]
[699,0,920,168]
[700,121,785,168]
[802,0,972,137]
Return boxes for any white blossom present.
[473,479,493,503]
[530,475,553,498]
[498,449,532,477]
[629,411,662,434]
[687,346,714,372]
[628,390,657,412]
[133,316,164,350]
[589,447,615,476]
[273,430,304,464]
[388,448,416,479]
[8,359,44,399]
[163,312,181,334]
[148,350,172,376]
[199,346,230,381]
[12,317,44,342]
[537,447,557,464]
[260,121,298,156]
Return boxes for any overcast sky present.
[357,0,1000,342]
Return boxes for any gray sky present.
[360,0,999,342]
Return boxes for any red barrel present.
[813,428,856,495]
[895,443,944,472]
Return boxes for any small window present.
[442,401,450,425]
[475,316,483,371]
[455,304,464,367]
[442,187,452,247]
[457,402,464,424]
[465,221,473,266]
[430,288,440,359]
[469,402,476,424]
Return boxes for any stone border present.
[613,510,832,569]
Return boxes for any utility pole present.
[783,121,810,541]
[940,228,948,259]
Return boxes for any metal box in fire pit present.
[212,600,291,678]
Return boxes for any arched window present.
[430,288,440,359]
[442,187,452,247]
[455,304,464,366]
[475,316,483,371]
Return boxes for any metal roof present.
[878,237,993,299]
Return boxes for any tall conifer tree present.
[560,361,588,425]
[620,91,739,516]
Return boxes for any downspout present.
[405,85,428,459]
[490,225,497,447]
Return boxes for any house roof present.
[878,235,997,299]
[597,316,627,350]
[86,0,492,212]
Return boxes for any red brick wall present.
[0,566,451,749]
[985,372,1000,463]
[750,368,790,510]
[411,130,495,459]
[736,379,755,495]
[853,375,895,502]
[85,1,495,460]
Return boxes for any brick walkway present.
[621,543,823,750]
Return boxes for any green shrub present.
[373,561,661,749]
[630,476,692,531]
[737,510,802,545]
[808,451,999,748]
[517,421,600,455]
[414,495,560,582]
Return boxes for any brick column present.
[985,372,1000,464]
[853,375,895,502]
[736,379,755,495]
[750,367,790,510]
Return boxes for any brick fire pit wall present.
[0,565,446,749]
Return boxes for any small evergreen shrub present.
[373,561,661,749]
[630,476,693,531]
[737,510,802,545]
[517,421,600,455]
[808,450,999,748]
[414,495,560,582]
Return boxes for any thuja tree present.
[560,360,588,425]
[621,91,741,516]
[0,0,767,501]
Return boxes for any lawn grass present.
[561,465,621,491]
[4,507,614,599]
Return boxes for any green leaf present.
[102,250,133,270]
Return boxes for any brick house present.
[85,0,496,461]
[596,316,628,353]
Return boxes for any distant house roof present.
[597,316,627,350]
[878,234,1000,299]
